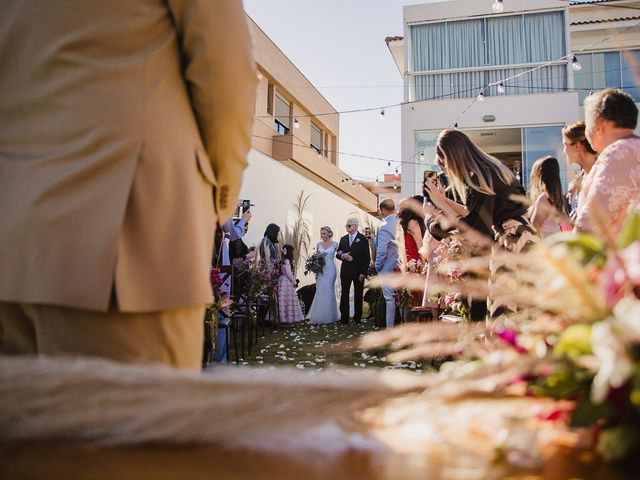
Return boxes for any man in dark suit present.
[336,217,370,324]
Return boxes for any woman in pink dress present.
[576,88,640,236]
[278,244,304,324]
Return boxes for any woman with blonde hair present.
[528,156,570,237]
[424,129,535,248]
[424,129,537,320]
[307,226,340,325]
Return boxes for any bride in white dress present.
[307,226,340,324]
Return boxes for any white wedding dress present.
[307,242,340,324]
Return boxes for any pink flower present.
[497,327,527,353]
[600,241,640,308]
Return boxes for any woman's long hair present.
[263,223,280,244]
[435,129,515,203]
[398,196,426,237]
[529,156,566,214]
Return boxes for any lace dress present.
[277,259,303,324]
[307,242,340,324]
[576,136,640,236]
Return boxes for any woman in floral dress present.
[278,244,304,324]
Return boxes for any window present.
[409,11,567,100]
[274,93,291,135]
[267,84,274,115]
[575,49,640,104]
[310,123,322,154]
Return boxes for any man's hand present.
[342,253,353,262]
[242,210,252,223]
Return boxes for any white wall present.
[400,92,581,196]
[239,149,379,285]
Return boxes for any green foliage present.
[597,424,640,462]
[547,233,606,267]
[554,324,593,360]
[570,397,615,428]
[617,211,640,249]
[529,365,587,399]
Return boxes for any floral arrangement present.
[361,211,640,464]
[304,251,326,276]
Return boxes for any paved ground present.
[233,318,428,374]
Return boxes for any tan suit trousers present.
[0,302,204,369]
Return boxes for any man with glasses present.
[336,218,370,324]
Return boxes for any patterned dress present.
[575,136,640,236]
[278,259,303,324]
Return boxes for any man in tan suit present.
[0,0,257,368]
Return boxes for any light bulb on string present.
[492,0,504,13]
[393,184,398,190]
[379,108,386,120]
[395,168,399,174]
[589,89,593,96]
[477,89,485,101]
[293,117,299,129]
[375,178,379,183]
[571,55,582,71]
[497,82,505,94]
[387,161,391,167]
[454,122,459,128]
[419,151,425,162]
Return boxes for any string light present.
[477,89,485,101]
[419,151,425,162]
[497,82,505,94]
[379,108,386,120]
[492,0,504,13]
[293,117,299,129]
[454,122,459,128]
[395,168,399,174]
[387,161,391,167]
[570,55,582,71]
[393,184,398,190]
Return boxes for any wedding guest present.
[0,0,256,368]
[424,129,536,249]
[397,196,426,268]
[256,223,281,266]
[307,227,340,325]
[562,121,598,218]
[374,200,398,328]
[576,88,640,236]
[278,245,304,324]
[337,218,370,324]
[424,129,537,320]
[528,156,570,237]
[563,121,598,176]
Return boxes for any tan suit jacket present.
[0,0,256,312]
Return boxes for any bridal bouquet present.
[304,251,326,276]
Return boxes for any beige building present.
[239,16,379,282]
[386,0,640,196]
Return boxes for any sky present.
[243,0,425,183]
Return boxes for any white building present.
[386,0,640,196]
[240,16,379,284]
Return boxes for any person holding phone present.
[423,129,538,320]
